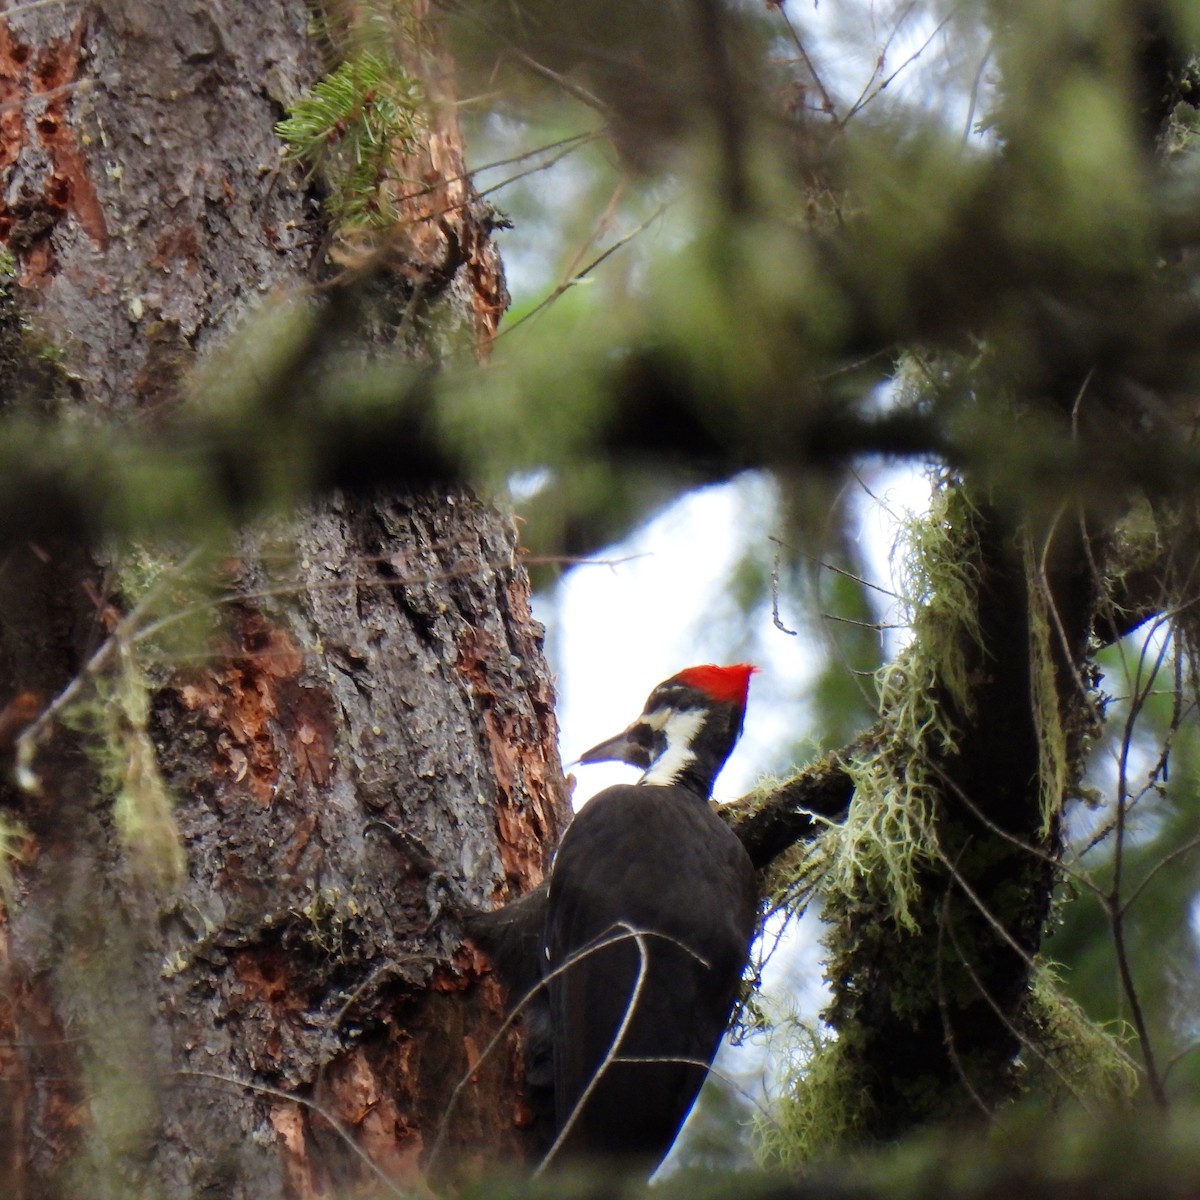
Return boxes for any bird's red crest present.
[674,663,758,705]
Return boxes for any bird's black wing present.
[543,785,757,1169]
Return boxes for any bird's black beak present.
[577,721,653,770]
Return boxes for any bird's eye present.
[627,722,655,749]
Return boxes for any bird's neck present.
[639,714,729,797]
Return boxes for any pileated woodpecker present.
[541,664,760,1172]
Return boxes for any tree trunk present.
[0,4,569,1196]
[821,491,1097,1136]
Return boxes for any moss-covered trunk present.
[809,481,1098,1143]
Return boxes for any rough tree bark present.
[0,3,569,1197]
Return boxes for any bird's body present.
[541,664,760,1172]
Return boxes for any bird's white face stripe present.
[640,707,671,732]
[640,708,706,786]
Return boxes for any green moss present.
[1101,497,1162,620]
[110,543,223,662]
[0,267,79,416]
[100,649,187,889]
[768,468,1132,1160]
[289,884,366,956]
[114,542,182,610]
[1160,57,1200,161]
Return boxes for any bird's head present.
[577,664,758,796]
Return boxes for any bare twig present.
[820,613,906,631]
[770,534,901,600]
[1163,1039,1200,1086]
[961,39,993,147]
[1109,621,1173,1107]
[920,751,1105,901]
[491,202,670,342]
[771,2,838,118]
[507,47,607,113]
[841,0,921,123]
[843,4,956,125]
[771,549,799,636]
[425,923,709,1176]
[608,1054,773,1121]
[475,132,605,202]
[941,913,1123,1113]
[537,923,678,1173]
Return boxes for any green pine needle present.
[276,51,424,228]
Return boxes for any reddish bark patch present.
[0,947,87,1181]
[230,944,309,1073]
[289,688,335,790]
[0,17,107,280]
[278,813,316,875]
[360,0,508,350]
[177,611,336,806]
[456,620,563,896]
[0,29,27,176]
[150,224,201,275]
[0,689,42,753]
[232,944,290,1008]
[326,1050,423,1182]
[430,941,490,995]
[464,213,508,343]
[269,1102,321,1200]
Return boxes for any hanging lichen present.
[55,641,186,891]
[1024,534,1070,836]
[754,474,990,1165]
[0,814,29,909]
[817,473,984,930]
[756,1023,874,1170]
[761,460,1144,1164]
[1022,967,1141,1106]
